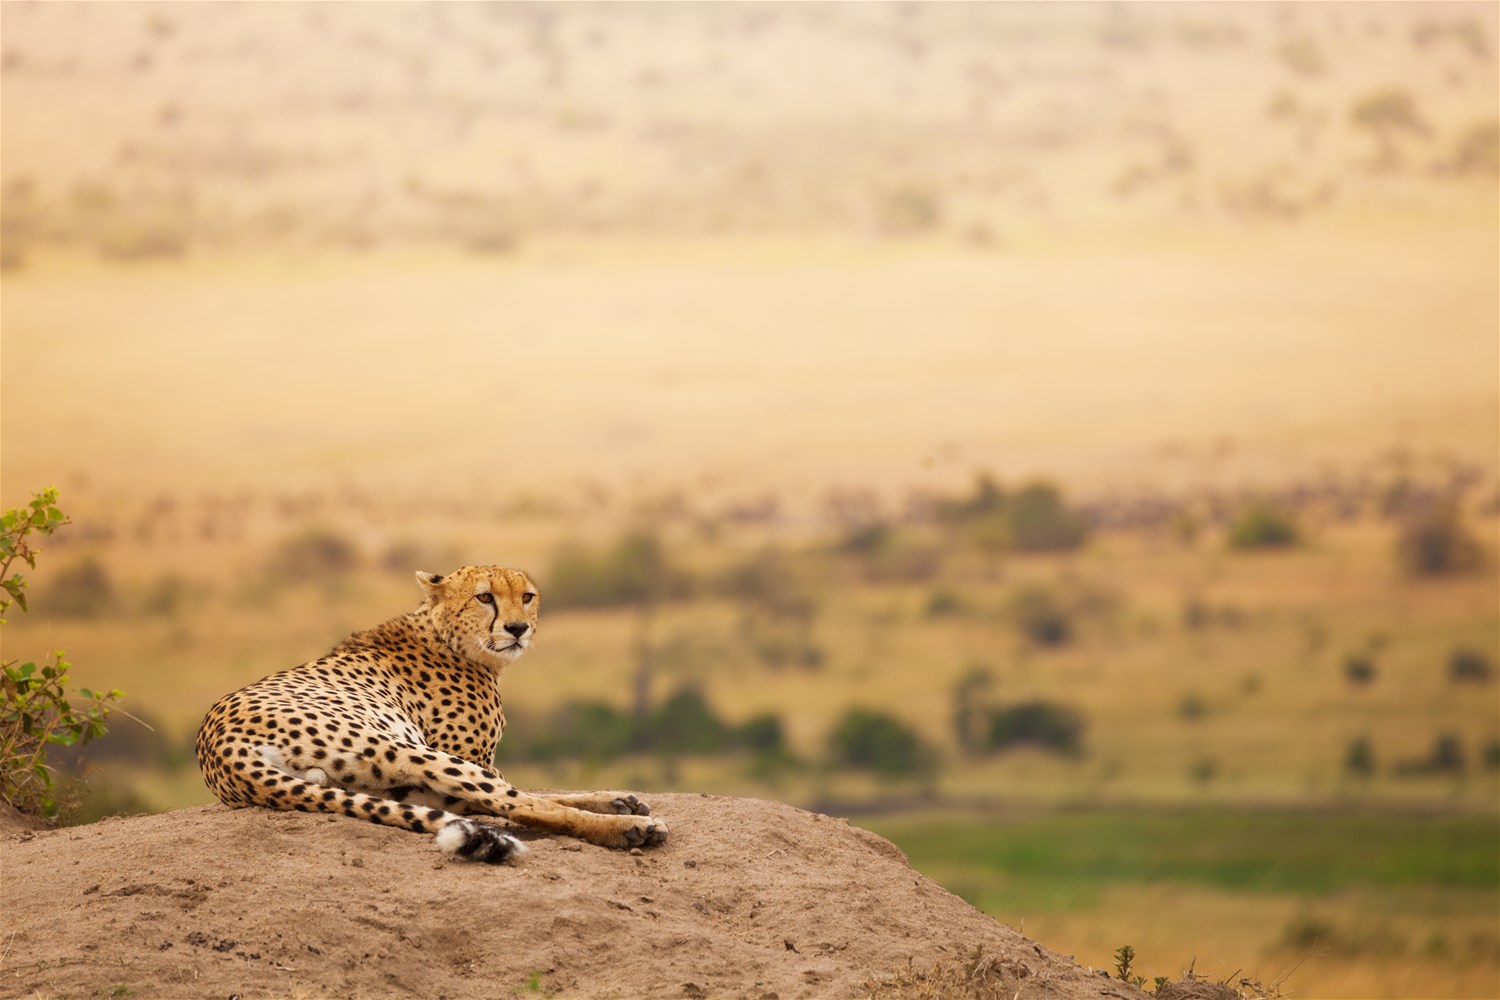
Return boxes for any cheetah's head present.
[417,565,539,666]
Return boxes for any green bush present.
[838,521,893,556]
[828,708,935,776]
[547,531,693,610]
[1003,482,1090,553]
[2,489,122,818]
[1227,500,1300,549]
[1396,732,1468,775]
[1008,585,1073,646]
[1343,653,1377,686]
[649,688,732,755]
[1397,507,1481,576]
[501,700,636,763]
[937,476,1088,553]
[1177,692,1209,721]
[950,666,995,756]
[1482,739,1500,771]
[924,588,964,617]
[1344,736,1376,777]
[1448,647,1496,684]
[501,689,786,764]
[737,713,787,755]
[985,701,1085,756]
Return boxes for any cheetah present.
[195,565,667,863]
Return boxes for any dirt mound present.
[4,794,1142,999]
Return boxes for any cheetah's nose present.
[503,622,530,638]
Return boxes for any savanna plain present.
[2,3,1498,998]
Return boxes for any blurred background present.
[1,3,1496,996]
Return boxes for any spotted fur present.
[195,565,666,863]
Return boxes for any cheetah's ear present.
[415,570,446,597]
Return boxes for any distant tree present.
[1003,482,1090,553]
[649,688,731,756]
[950,665,995,756]
[45,557,116,618]
[986,701,1086,756]
[1227,500,1299,550]
[828,708,935,777]
[1008,585,1073,647]
[1396,507,1480,576]
[1448,647,1496,684]
[1343,653,1377,687]
[1343,736,1376,777]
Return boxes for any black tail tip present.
[435,819,526,864]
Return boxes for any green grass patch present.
[863,806,1500,895]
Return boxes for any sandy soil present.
[2,794,1143,1000]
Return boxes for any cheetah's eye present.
[521,592,536,605]
[475,592,494,605]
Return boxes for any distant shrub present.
[950,666,995,756]
[1448,647,1496,684]
[502,690,784,763]
[1343,654,1377,686]
[1008,585,1073,647]
[1396,732,1467,775]
[924,588,964,618]
[877,184,943,235]
[1181,596,1245,630]
[719,550,816,620]
[1350,88,1429,138]
[648,688,732,756]
[1227,501,1299,550]
[1344,736,1376,777]
[1444,119,1499,176]
[737,713,787,755]
[502,700,636,763]
[1189,756,1219,784]
[938,476,1088,554]
[141,573,189,618]
[269,528,360,580]
[379,539,440,574]
[985,701,1085,756]
[730,551,824,670]
[1396,507,1481,576]
[935,474,1007,522]
[860,543,943,584]
[747,631,825,671]
[1427,733,1467,774]
[828,708,935,776]
[839,521,893,556]
[1482,739,1500,771]
[44,557,117,617]
[1279,913,1337,951]
[547,531,693,610]
[1000,482,1090,553]
[1176,692,1208,720]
